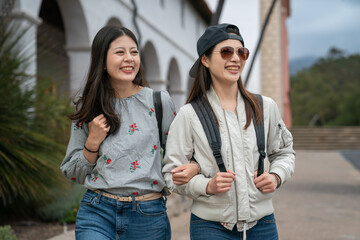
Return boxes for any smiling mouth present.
[121,67,134,71]
[226,67,239,70]
[225,65,241,73]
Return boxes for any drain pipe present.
[131,0,142,46]
[210,0,225,26]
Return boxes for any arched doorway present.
[107,17,123,27]
[142,41,162,90]
[37,0,69,92]
[167,58,183,110]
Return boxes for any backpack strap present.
[253,94,265,176]
[191,98,226,172]
[153,91,164,149]
[191,95,266,174]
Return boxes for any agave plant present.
[0,19,72,214]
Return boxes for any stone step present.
[289,127,360,150]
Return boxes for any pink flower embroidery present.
[151,145,158,154]
[151,180,159,188]
[130,160,140,173]
[73,121,83,131]
[91,174,98,182]
[128,123,139,135]
[149,108,155,116]
[104,155,111,164]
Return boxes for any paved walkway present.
[49,150,360,240]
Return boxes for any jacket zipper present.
[222,109,239,223]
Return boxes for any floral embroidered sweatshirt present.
[60,87,176,196]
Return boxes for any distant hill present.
[290,56,318,76]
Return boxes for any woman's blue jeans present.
[75,190,171,240]
[190,213,278,240]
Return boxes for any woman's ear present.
[201,55,209,68]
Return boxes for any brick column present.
[260,0,284,116]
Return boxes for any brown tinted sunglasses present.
[214,46,250,61]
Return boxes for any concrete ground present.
[273,150,360,240]
[49,150,360,240]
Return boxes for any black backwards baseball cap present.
[189,23,245,78]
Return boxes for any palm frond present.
[0,18,73,212]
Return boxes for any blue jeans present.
[75,190,171,240]
[190,213,278,240]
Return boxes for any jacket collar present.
[207,85,246,123]
[207,86,222,114]
[207,85,245,110]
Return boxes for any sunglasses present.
[214,46,250,61]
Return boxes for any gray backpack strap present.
[191,98,226,172]
[153,91,164,149]
[253,94,265,176]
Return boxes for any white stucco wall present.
[11,0,42,90]
[10,0,208,110]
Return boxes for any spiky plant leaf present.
[0,19,73,213]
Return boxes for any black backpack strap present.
[153,91,163,149]
[253,94,265,176]
[191,98,226,172]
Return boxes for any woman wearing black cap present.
[163,23,295,240]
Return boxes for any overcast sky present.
[206,0,360,60]
[288,0,360,60]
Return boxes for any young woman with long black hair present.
[61,26,198,240]
[163,23,295,240]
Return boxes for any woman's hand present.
[171,162,199,185]
[253,171,278,193]
[206,170,235,195]
[83,114,110,163]
[87,114,110,146]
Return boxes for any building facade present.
[5,0,291,126]
[7,0,211,110]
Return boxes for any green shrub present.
[60,202,81,224]
[0,225,17,240]
[37,184,86,222]
[0,19,72,216]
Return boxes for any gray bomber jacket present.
[162,86,295,224]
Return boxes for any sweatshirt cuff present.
[269,167,287,185]
[190,175,212,197]
[79,151,96,168]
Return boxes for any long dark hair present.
[69,26,148,135]
[186,40,262,129]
